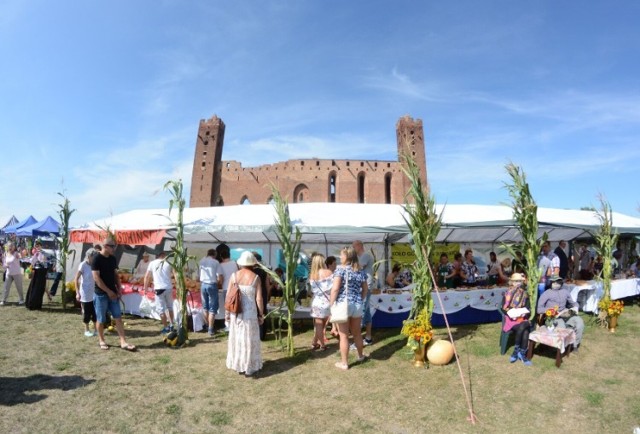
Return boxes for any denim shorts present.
[200,283,219,314]
[361,292,372,325]
[94,293,122,324]
[348,302,363,318]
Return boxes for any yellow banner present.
[390,243,460,267]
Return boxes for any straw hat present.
[237,250,258,267]
[509,272,526,282]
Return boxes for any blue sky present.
[1,0,639,227]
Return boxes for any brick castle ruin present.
[189,115,427,207]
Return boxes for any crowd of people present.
[2,235,639,376]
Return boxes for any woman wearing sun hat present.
[225,250,264,377]
[501,272,533,366]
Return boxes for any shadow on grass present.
[0,374,95,406]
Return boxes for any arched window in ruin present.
[216,196,224,206]
[293,183,309,203]
[328,171,337,202]
[385,173,392,204]
[241,195,251,205]
[357,172,365,203]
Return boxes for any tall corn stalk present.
[56,192,75,310]
[594,195,618,303]
[400,153,441,321]
[503,163,545,320]
[258,184,301,357]
[163,180,195,347]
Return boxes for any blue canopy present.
[1,215,19,230]
[2,215,37,235]
[16,216,60,237]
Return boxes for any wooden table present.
[527,326,576,368]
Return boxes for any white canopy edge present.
[71,203,640,245]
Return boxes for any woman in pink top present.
[2,242,25,305]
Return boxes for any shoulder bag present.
[330,270,349,324]
[224,272,242,315]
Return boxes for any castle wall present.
[189,115,427,207]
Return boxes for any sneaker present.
[0,302,4,306]
[84,331,93,337]
[18,300,25,305]
[356,354,368,363]
[518,349,532,366]
[161,326,171,334]
[349,342,357,351]
[363,338,373,346]
[509,347,520,363]
[208,328,215,337]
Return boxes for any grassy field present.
[0,289,639,434]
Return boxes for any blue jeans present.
[94,293,122,324]
[361,292,372,325]
[201,283,219,314]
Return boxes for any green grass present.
[1,291,639,433]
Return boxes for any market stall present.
[69,203,640,327]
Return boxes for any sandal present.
[120,343,137,352]
[334,362,349,371]
[99,342,109,350]
[319,345,328,351]
[310,343,320,351]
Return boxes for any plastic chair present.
[499,310,513,355]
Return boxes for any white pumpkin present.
[426,339,454,365]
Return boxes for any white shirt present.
[148,258,173,290]
[3,252,22,276]
[220,260,239,292]
[199,256,222,284]
[78,261,95,302]
[135,258,150,278]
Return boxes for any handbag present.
[224,273,242,314]
[330,271,349,324]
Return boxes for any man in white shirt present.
[198,249,223,336]
[144,251,175,334]
[537,241,559,296]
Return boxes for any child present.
[75,248,98,337]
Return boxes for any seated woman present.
[498,258,513,285]
[501,273,532,366]
[385,263,402,288]
[486,252,500,285]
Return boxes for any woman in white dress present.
[225,251,264,377]
[309,254,333,351]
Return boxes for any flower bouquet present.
[598,298,624,317]
[544,306,559,329]
[401,307,433,351]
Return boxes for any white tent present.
[70,203,640,246]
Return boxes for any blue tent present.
[2,215,37,235]
[1,215,19,230]
[16,216,60,237]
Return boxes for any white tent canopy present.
[71,203,640,246]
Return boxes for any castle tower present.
[189,116,225,207]
[396,115,428,194]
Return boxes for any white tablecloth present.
[611,278,640,300]
[567,278,639,314]
[370,288,507,315]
